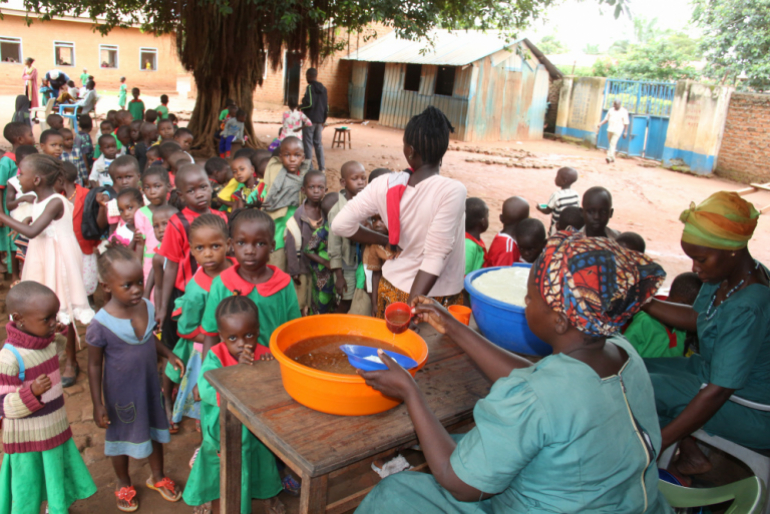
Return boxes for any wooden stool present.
[332,127,351,149]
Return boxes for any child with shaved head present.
[249,136,312,271]
[1,281,96,511]
[485,196,529,267]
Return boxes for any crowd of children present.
[0,93,765,514]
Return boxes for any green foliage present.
[591,58,615,77]
[608,39,630,56]
[583,43,601,55]
[538,35,568,55]
[692,0,770,89]
[614,38,699,81]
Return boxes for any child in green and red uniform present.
[623,272,702,358]
[165,214,233,432]
[464,197,488,275]
[201,208,301,357]
[182,295,284,514]
[128,87,145,122]
[0,122,35,278]
[156,164,228,432]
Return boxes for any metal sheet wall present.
[463,48,549,141]
[379,63,471,140]
[369,42,548,141]
[348,61,368,120]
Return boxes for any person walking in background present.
[22,58,39,108]
[597,100,629,164]
[300,68,328,172]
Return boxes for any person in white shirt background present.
[597,100,629,163]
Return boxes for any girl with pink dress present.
[279,96,312,141]
[0,154,94,388]
[134,167,171,295]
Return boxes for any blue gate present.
[597,79,675,161]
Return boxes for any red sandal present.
[146,476,182,502]
[115,486,138,512]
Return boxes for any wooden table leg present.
[299,473,328,514]
[220,398,242,514]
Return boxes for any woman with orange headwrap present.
[643,191,769,479]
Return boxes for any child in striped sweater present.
[0,281,96,513]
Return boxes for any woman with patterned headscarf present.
[644,191,769,479]
[355,232,670,514]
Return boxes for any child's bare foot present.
[264,496,286,514]
[671,437,713,476]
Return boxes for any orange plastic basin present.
[270,314,429,416]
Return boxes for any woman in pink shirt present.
[332,107,467,317]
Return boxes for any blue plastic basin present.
[464,264,552,356]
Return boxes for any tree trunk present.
[187,75,264,157]
[177,0,269,157]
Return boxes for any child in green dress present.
[165,214,233,433]
[0,282,97,513]
[464,197,488,275]
[182,295,284,514]
[201,208,301,357]
[118,77,127,110]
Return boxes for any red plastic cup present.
[448,305,472,325]
[385,302,414,334]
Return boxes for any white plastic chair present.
[659,429,770,514]
[30,98,54,130]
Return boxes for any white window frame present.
[99,44,119,69]
[53,40,75,67]
[139,47,157,71]
[0,36,22,64]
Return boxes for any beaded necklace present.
[705,260,760,321]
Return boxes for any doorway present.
[284,52,302,105]
[364,62,386,120]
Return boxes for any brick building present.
[0,1,182,92]
[716,92,770,183]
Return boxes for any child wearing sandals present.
[86,246,185,512]
[183,295,284,514]
[166,214,233,435]
[0,282,96,513]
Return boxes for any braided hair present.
[24,154,64,187]
[403,106,454,166]
[215,295,259,331]
[97,245,138,282]
[228,207,275,238]
[190,213,228,240]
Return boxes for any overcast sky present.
[529,0,698,52]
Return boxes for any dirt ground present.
[0,91,768,513]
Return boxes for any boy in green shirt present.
[624,272,702,358]
[156,94,170,120]
[128,87,145,121]
[464,197,488,275]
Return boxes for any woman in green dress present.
[643,191,770,478]
[356,231,671,514]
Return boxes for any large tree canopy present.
[692,0,770,89]
[11,0,628,153]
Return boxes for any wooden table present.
[206,323,491,514]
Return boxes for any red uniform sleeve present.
[158,218,187,263]
[484,237,520,268]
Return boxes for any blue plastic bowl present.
[464,264,552,356]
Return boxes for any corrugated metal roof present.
[343,29,524,66]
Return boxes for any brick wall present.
[253,24,394,115]
[716,92,770,183]
[0,13,180,92]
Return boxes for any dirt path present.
[0,95,767,513]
